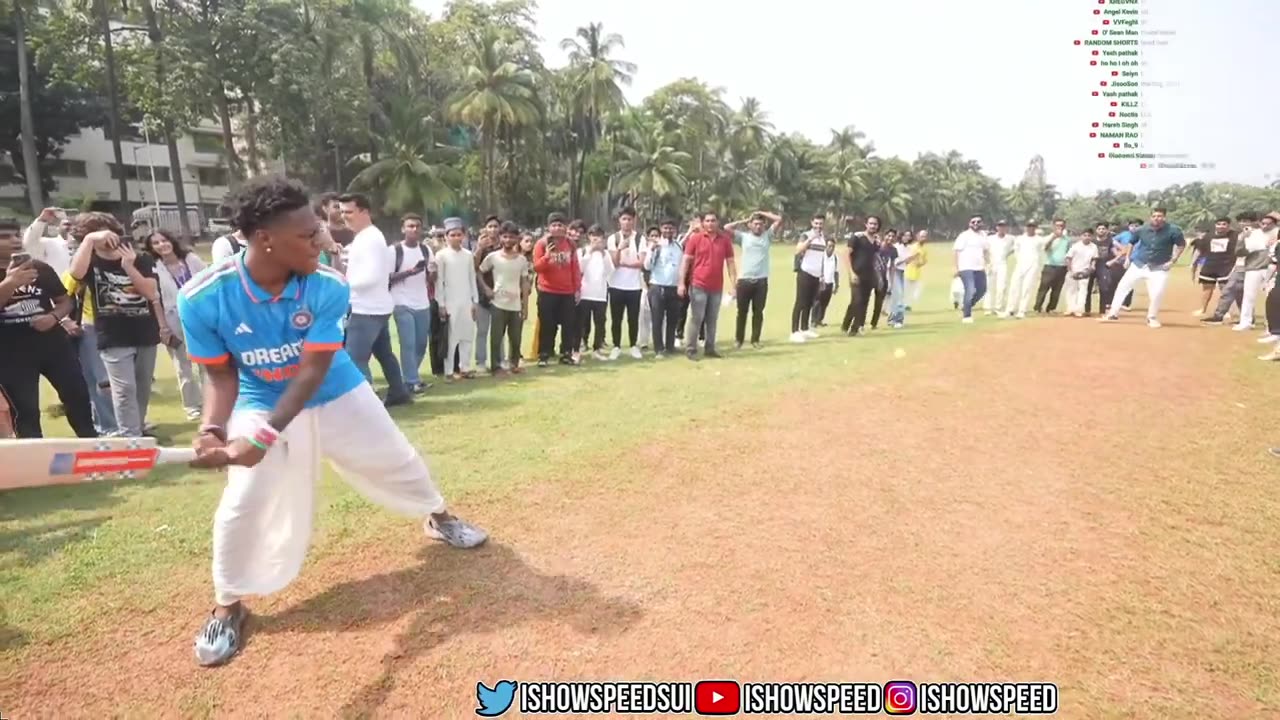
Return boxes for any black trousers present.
[0,333,96,439]
[1267,280,1280,335]
[608,288,642,348]
[792,272,820,333]
[429,299,447,376]
[813,283,834,325]
[1035,265,1068,312]
[537,291,577,361]
[735,278,768,344]
[1085,259,1117,315]
[842,273,877,334]
[649,285,682,353]
[576,299,607,352]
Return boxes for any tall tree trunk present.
[95,0,128,216]
[214,88,243,186]
[13,0,42,215]
[485,129,495,215]
[142,0,192,238]
[361,34,378,163]
[244,95,260,174]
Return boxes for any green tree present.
[615,122,690,221]
[560,21,634,218]
[347,95,462,217]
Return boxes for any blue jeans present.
[889,269,907,325]
[392,305,431,386]
[75,324,117,434]
[345,313,409,398]
[959,270,988,318]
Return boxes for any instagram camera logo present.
[884,680,918,715]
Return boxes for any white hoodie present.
[579,246,615,302]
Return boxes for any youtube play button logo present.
[695,680,741,715]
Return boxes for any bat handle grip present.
[156,448,199,464]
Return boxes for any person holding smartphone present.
[0,218,96,438]
[390,213,433,393]
[21,207,74,275]
[68,213,167,437]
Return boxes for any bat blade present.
[0,437,197,491]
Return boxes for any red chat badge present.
[694,680,741,715]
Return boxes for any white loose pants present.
[1064,274,1090,315]
[1005,263,1038,316]
[637,287,652,348]
[1108,264,1170,320]
[1238,269,1269,327]
[982,262,1009,312]
[446,303,477,373]
[212,383,447,606]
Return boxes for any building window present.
[48,159,88,178]
[196,166,230,187]
[121,124,147,143]
[108,163,171,183]
[191,133,223,155]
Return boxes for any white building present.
[0,119,237,224]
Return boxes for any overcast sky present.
[415,0,1279,196]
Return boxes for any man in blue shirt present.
[1101,208,1186,328]
[643,218,685,357]
[725,209,782,349]
[179,176,487,668]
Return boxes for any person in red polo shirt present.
[678,210,738,360]
[532,212,583,367]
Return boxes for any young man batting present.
[178,176,487,667]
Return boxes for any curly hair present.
[227,175,312,237]
[72,212,125,241]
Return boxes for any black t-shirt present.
[1195,232,1237,276]
[847,233,878,277]
[83,253,160,349]
[0,261,65,342]
[1094,234,1115,263]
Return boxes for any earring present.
[265,246,273,253]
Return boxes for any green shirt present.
[1046,236,1071,266]
[735,229,773,279]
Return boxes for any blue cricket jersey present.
[177,254,365,412]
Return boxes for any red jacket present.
[532,236,582,294]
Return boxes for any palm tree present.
[347,95,462,217]
[615,124,691,221]
[560,22,635,217]
[730,97,773,153]
[447,27,540,213]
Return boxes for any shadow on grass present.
[0,516,110,572]
[255,541,643,718]
[0,462,194,522]
[0,619,28,653]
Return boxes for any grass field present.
[3,247,1280,718]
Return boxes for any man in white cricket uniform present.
[981,220,1014,315]
[1004,221,1043,319]
[179,176,486,667]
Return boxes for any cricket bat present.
[0,437,198,491]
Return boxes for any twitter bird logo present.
[476,680,518,717]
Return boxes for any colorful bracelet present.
[251,421,280,449]
[246,436,269,452]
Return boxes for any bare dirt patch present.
[6,301,1280,719]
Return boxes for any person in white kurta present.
[982,221,1014,315]
[434,225,479,376]
[1004,222,1044,318]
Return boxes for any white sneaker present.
[629,346,643,360]
[592,349,610,361]
[1015,312,1026,319]
[961,317,974,324]
[891,322,904,329]
[789,331,807,343]
[803,329,819,339]
[609,346,622,361]
[1147,318,1162,329]
[1257,334,1279,344]
[1072,312,1083,318]
[1099,315,1118,323]
[1192,309,1204,317]
[1232,323,1252,332]
[674,338,683,350]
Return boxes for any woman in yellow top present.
[62,271,118,434]
[904,230,929,309]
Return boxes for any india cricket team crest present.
[291,308,314,330]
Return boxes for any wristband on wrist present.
[246,436,269,452]
[251,421,280,450]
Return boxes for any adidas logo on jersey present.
[234,323,253,335]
